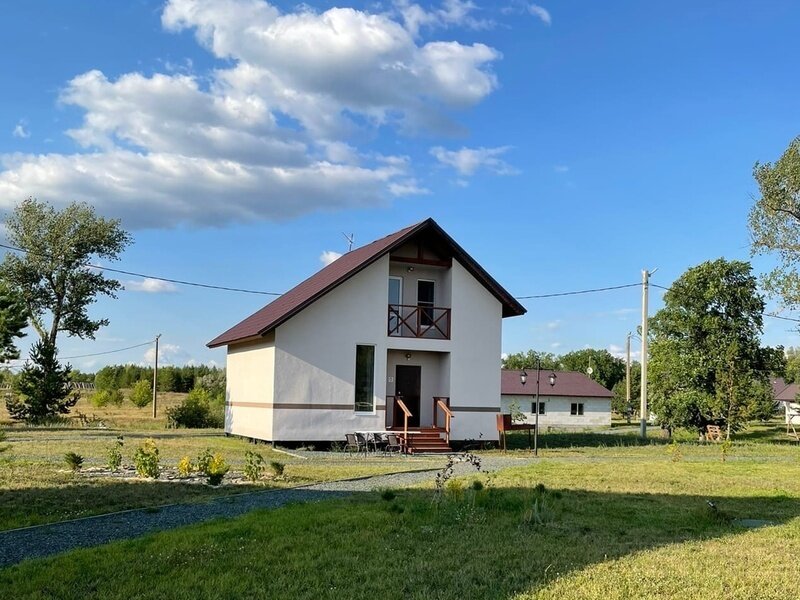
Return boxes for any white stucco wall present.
[501,395,611,428]
[448,259,504,441]
[786,402,800,425]
[225,336,275,439]
[385,349,449,428]
[271,255,391,441]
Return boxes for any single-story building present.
[208,218,525,451]
[772,377,800,429]
[501,369,613,429]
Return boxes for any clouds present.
[125,278,179,293]
[12,121,29,139]
[430,145,517,177]
[319,250,343,266]
[527,4,551,26]
[143,342,191,365]
[0,0,503,229]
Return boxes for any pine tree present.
[6,341,77,423]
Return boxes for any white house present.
[208,218,525,450]
[500,370,613,429]
[772,378,800,433]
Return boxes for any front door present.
[395,365,421,427]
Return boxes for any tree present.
[501,350,558,370]
[0,282,28,363]
[0,198,132,347]
[129,379,152,408]
[648,259,785,438]
[558,348,626,391]
[749,136,800,308]
[612,362,641,419]
[6,341,78,423]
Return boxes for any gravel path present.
[0,454,534,568]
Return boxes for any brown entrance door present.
[395,365,421,427]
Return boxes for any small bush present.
[177,456,193,477]
[269,460,285,477]
[720,438,733,462]
[243,450,265,483]
[64,452,84,472]
[134,439,160,478]
[471,480,484,491]
[90,388,124,408]
[196,448,213,475]
[667,439,683,462]
[205,453,229,486]
[129,379,152,409]
[165,388,223,429]
[381,489,397,502]
[107,436,124,472]
[445,478,465,501]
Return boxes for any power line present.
[515,283,641,300]
[0,242,283,297]
[3,340,155,367]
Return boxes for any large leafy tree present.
[749,136,800,307]
[649,259,785,437]
[558,348,625,391]
[6,341,77,423]
[0,281,28,363]
[501,350,558,370]
[0,198,132,347]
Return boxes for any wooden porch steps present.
[400,428,452,454]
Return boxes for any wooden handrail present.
[434,397,453,444]
[396,398,411,451]
[388,304,451,339]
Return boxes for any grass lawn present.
[0,395,441,530]
[2,424,799,599]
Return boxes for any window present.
[417,280,435,326]
[531,401,546,415]
[388,277,403,335]
[570,402,585,416]
[354,345,375,412]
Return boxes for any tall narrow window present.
[388,277,402,335]
[417,280,435,327]
[354,345,375,412]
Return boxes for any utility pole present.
[640,270,650,439]
[626,332,632,424]
[152,334,161,419]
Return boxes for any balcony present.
[388,304,451,339]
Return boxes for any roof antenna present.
[343,232,354,252]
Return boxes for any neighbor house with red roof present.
[772,378,800,429]
[208,218,525,450]
[501,369,613,429]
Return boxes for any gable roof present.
[772,378,800,402]
[208,218,526,348]
[501,369,613,398]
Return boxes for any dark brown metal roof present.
[208,218,526,348]
[772,378,800,402]
[501,369,613,398]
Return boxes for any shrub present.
[107,436,124,471]
[471,480,484,491]
[64,452,84,472]
[196,448,213,475]
[177,455,193,477]
[243,450,265,483]
[720,438,733,462]
[269,460,285,477]
[205,453,229,486]
[133,439,160,478]
[165,388,223,429]
[91,388,124,408]
[667,439,683,462]
[380,489,396,502]
[129,379,152,408]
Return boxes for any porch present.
[385,395,453,453]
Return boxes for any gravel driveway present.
[0,454,534,568]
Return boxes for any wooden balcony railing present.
[432,396,453,443]
[388,304,451,339]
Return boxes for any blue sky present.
[1,0,799,370]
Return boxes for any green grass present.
[2,430,799,599]
[0,427,439,530]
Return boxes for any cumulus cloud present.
[430,145,518,176]
[394,0,493,37]
[12,121,29,139]
[320,250,343,266]
[125,278,179,293]
[143,342,192,365]
[608,343,640,362]
[0,0,502,229]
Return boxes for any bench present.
[705,425,722,442]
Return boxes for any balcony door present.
[417,280,435,327]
